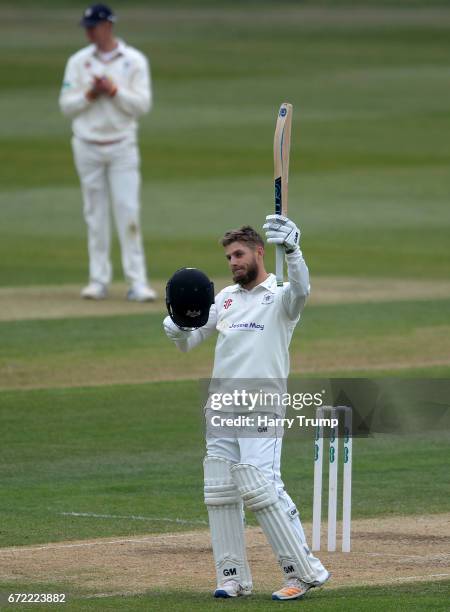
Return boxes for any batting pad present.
[231,463,318,584]
[203,456,253,590]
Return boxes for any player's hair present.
[220,225,264,249]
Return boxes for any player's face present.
[85,22,112,46]
[225,242,263,286]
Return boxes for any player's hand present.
[263,214,300,253]
[94,75,117,97]
[86,86,100,101]
[163,316,190,340]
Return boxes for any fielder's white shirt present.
[59,40,151,142]
[169,249,310,382]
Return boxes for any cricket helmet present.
[166,268,214,329]
[80,4,116,27]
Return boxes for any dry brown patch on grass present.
[1,277,450,322]
[308,277,450,306]
[0,283,165,322]
[0,357,212,391]
[296,326,450,374]
[0,514,448,596]
[1,327,449,391]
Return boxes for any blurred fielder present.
[59,3,156,302]
[164,215,329,600]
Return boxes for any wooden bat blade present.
[273,102,293,286]
[274,102,293,217]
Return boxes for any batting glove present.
[263,214,301,253]
[163,316,191,340]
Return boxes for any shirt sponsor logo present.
[229,321,264,331]
[223,298,233,310]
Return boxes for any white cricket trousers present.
[206,427,329,583]
[72,136,148,287]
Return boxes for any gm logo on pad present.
[279,108,287,117]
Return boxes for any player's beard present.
[233,257,259,287]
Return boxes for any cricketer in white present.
[163,216,329,601]
[59,4,156,302]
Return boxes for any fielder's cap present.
[80,4,116,27]
[166,268,215,329]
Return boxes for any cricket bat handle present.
[276,245,284,286]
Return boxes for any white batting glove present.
[163,316,190,340]
[263,214,301,253]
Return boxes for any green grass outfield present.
[1,382,449,547]
[1,299,450,390]
[0,1,449,608]
[1,2,450,284]
[1,581,449,611]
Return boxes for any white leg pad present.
[231,463,319,584]
[204,457,252,590]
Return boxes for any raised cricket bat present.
[273,102,293,286]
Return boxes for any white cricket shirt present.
[170,249,310,382]
[59,40,151,142]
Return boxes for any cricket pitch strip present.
[0,514,449,597]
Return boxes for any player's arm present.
[111,53,152,117]
[59,56,93,117]
[163,304,218,352]
[263,214,310,319]
[282,247,310,319]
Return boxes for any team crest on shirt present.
[262,293,274,305]
[223,298,233,310]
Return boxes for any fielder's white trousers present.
[72,136,149,287]
[206,422,328,583]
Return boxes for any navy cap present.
[80,4,116,27]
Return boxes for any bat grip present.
[276,245,284,286]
